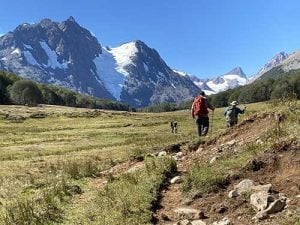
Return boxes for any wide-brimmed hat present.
[230,101,239,106]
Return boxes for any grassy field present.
[0,102,271,224]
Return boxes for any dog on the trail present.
[170,121,178,134]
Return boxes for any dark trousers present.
[196,116,209,136]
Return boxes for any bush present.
[9,80,42,106]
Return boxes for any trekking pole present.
[210,110,214,136]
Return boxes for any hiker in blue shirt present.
[224,101,246,128]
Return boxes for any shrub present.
[9,80,42,106]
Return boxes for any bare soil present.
[154,113,300,225]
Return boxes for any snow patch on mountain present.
[94,47,127,100]
[109,42,138,76]
[11,48,21,56]
[23,51,39,66]
[39,41,68,69]
[206,74,247,93]
[173,69,189,77]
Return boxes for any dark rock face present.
[0,18,200,106]
[0,17,113,99]
[121,41,200,107]
[224,66,246,78]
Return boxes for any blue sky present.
[0,0,300,78]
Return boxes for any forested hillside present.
[0,70,130,110]
[209,69,300,107]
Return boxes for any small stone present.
[178,219,191,225]
[251,184,272,193]
[161,213,171,221]
[250,191,274,211]
[214,204,228,214]
[296,195,300,198]
[234,179,254,194]
[191,220,206,225]
[253,211,268,220]
[176,151,184,157]
[171,176,182,184]
[158,151,167,157]
[265,199,286,214]
[196,147,204,153]
[226,140,236,146]
[174,208,203,220]
[228,190,239,198]
[212,216,232,225]
[210,156,220,164]
[256,139,263,145]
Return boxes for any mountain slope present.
[250,52,289,82]
[206,67,248,93]
[0,17,114,100]
[0,18,200,107]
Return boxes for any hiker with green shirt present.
[224,101,246,128]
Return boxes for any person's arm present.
[207,100,215,111]
[238,107,245,114]
[191,101,195,118]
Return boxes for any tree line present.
[0,71,130,111]
[140,69,300,112]
[209,69,300,107]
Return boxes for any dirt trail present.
[153,113,300,225]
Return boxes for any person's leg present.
[196,117,202,136]
[202,117,209,135]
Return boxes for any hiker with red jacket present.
[191,91,215,136]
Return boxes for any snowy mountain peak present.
[259,52,289,73]
[250,51,289,82]
[67,16,77,23]
[224,67,246,78]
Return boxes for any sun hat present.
[230,101,239,106]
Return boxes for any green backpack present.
[225,106,236,123]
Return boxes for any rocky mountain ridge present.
[2,17,297,106]
[0,17,200,107]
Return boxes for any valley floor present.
[0,101,299,225]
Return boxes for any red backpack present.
[192,96,208,116]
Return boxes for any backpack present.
[225,106,236,123]
[193,96,208,116]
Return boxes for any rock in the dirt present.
[226,140,236,146]
[160,213,170,221]
[171,176,182,184]
[228,190,239,198]
[158,151,167,157]
[253,211,269,220]
[214,204,228,214]
[234,179,254,194]
[253,198,286,221]
[196,147,204,153]
[175,219,191,225]
[264,199,286,214]
[251,184,272,193]
[191,220,206,225]
[210,156,220,164]
[256,139,263,145]
[296,195,300,198]
[176,151,184,157]
[250,191,275,211]
[212,217,232,225]
[126,164,145,173]
[174,208,203,220]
